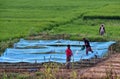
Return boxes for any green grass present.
[49,19,120,41]
[0,0,120,41]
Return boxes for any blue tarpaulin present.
[0,38,115,63]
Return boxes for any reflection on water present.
[0,39,115,63]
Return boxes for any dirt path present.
[81,53,120,79]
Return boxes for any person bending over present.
[83,38,93,55]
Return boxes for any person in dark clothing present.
[83,38,93,55]
[99,24,106,36]
[65,44,73,69]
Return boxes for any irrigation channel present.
[0,38,115,63]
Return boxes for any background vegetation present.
[0,0,120,42]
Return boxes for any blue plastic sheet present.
[0,38,115,63]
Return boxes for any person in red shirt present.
[65,44,73,69]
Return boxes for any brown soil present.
[0,53,120,79]
[81,53,120,79]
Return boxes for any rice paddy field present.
[0,0,120,41]
[0,0,120,79]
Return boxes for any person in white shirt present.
[99,24,106,35]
